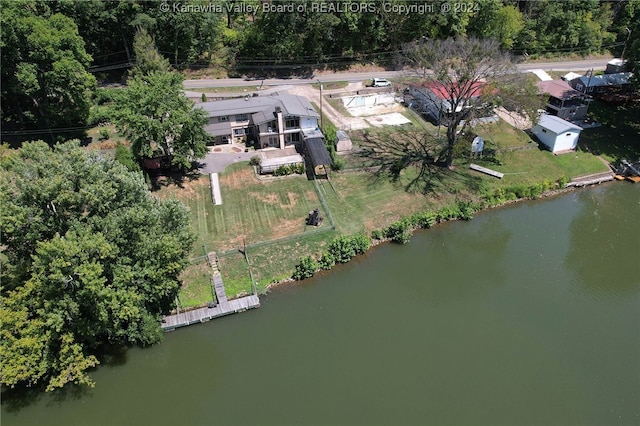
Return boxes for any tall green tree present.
[0,141,195,391]
[469,0,525,49]
[403,37,542,168]
[0,3,96,131]
[113,71,209,169]
[130,27,170,78]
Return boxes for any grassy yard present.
[177,261,213,308]
[163,103,634,307]
[155,163,331,253]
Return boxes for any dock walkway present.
[161,252,259,331]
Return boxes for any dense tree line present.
[0,141,196,391]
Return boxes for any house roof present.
[569,72,632,88]
[304,137,332,167]
[536,80,583,100]
[562,72,582,81]
[536,114,583,134]
[204,121,233,136]
[415,81,487,100]
[198,94,319,125]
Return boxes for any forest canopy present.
[0,141,195,391]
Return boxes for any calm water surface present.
[2,183,639,426]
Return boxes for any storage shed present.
[335,130,352,152]
[531,114,583,153]
[303,137,332,175]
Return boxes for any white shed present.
[335,130,352,152]
[531,114,583,153]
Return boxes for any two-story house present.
[536,80,589,121]
[198,94,320,149]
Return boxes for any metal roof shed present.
[304,137,332,175]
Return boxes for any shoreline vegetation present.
[169,161,614,313]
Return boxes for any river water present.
[2,183,639,426]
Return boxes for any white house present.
[531,114,583,153]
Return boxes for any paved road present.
[184,58,613,88]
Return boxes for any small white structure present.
[531,114,583,153]
[335,130,352,152]
[471,136,484,154]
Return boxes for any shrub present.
[384,220,411,244]
[327,234,370,263]
[410,211,436,229]
[557,176,569,188]
[201,93,207,102]
[371,229,383,240]
[249,156,261,166]
[351,233,370,254]
[436,204,461,221]
[114,142,140,172]
[331,156,345,171]
[99,128,110,141]
[456,200,477,220]
[292,256,318,280]
[273,163,304,176]
[318,252,335,270]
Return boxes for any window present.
[245,127,253,135]
[218,116,229,122]
[566,133,571,136]
[234,128,245,136]
[268,136,278,146]
[235,114,248,122]
[285,117,300,129]
[286,133,300,142]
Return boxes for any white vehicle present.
[371,78,392,87]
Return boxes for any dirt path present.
[284,84,370,131]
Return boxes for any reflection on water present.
[566,185,640,298]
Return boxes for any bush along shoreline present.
[291,177,570,281]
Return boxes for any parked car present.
[370,78,392,87]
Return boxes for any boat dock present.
[161,253,260,331]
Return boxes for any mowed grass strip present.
[156,163,331,253]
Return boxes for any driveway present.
[198,146,256,174]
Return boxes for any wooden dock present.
[161,252,260,331]
[161,294,260,331]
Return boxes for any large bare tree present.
[403,37,541,168]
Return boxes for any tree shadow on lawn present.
[357,127,484,195]
[580,101,640,164]
[147,164,202,192]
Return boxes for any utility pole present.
[317,80,323,130]
[621,27,632,61]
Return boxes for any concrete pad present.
[366,112,411,127]
[529,69,553,81]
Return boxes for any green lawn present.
[217,251,253,297]
[156,163,331,254]
[163,103,632,307]
[177,261,213,308]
